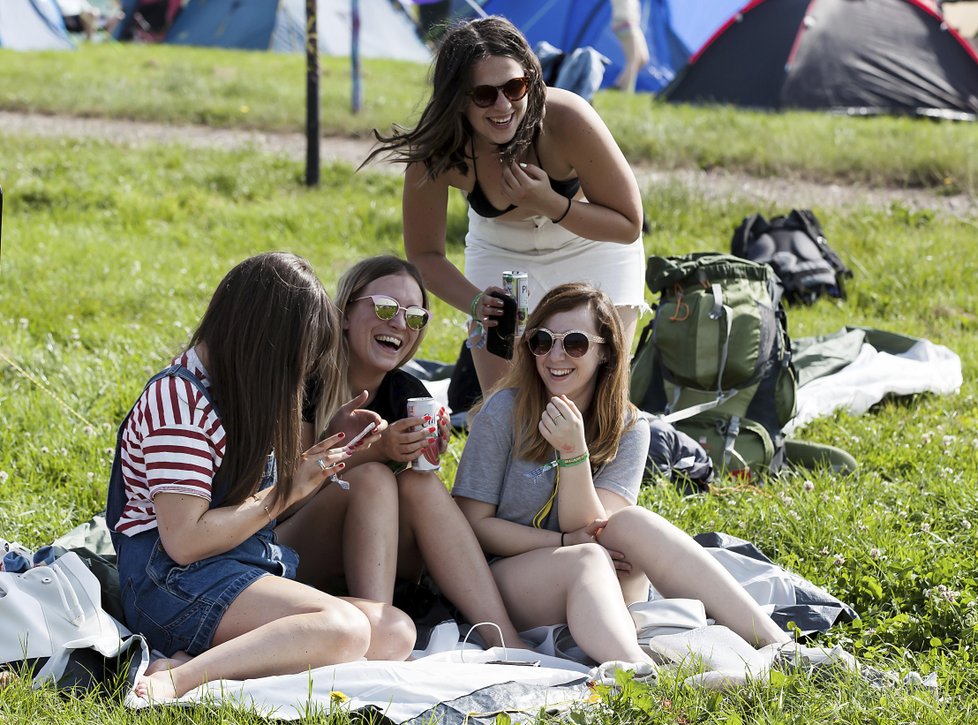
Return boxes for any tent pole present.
[352,0,362,114]
[305,0,320,186]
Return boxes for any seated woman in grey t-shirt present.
[453,283,791,671]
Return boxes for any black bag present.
[731,209,852,305]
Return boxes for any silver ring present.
[316,458,328,472]
[553,413,563,422]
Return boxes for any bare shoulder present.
[542,87,610,138]
[405,158,470,193]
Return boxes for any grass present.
[1,42,978,724]
[1,44,977,193]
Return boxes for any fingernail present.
[337,462,345,469]
[428,426,436,433]
[427,437,436,444]
[338,432,345,438]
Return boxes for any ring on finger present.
[316,458,328,472]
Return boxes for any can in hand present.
[406,396,441,471]
[502,271,529,337]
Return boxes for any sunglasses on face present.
[468,76,530,108]
[354,295,431,330]
[527,328,606,358]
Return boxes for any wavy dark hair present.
[486,283,636,466]
[334,255,430,393]
[190,252,341,508]
[362,16,546,178]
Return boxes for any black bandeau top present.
[466,143,581,218]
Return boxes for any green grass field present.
[1,43,977,723]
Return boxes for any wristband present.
[560,532,566,547]
[469,291,483,319]
[557,451,590,468]
[551,196,572,224]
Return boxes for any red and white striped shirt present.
[115,348,225,537]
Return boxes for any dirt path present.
[3,110,976,219]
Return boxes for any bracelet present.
[557,451,590,468]
[551,196,572,224]
[560,532,566,547]
[469,291,483,319]
[252,493,273,523]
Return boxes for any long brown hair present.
[334,255,429,393]
[490,283,636,466]
[362,16,546,178]
[190,252,341,508]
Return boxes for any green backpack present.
[630,253,797,479]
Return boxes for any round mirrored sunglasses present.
[526,328,606,358]
[468,77,530,108]
[354,295,430,330]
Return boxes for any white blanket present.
[786,338,962,434]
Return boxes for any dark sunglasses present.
[527,328,606,358]
[354,295,430,330]
[468,77,530,108]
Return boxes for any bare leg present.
[135,575,375,701]
[276,462,399,602]
[490,544,652,664]
[396,469,523,648]
[598,507,791,647]
[144,650,192,677]
[615,304,640,357]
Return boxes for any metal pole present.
[305,0,320,186]
[352,0,362,114]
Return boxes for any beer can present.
[406,396,441,471]
[502,271,529,337]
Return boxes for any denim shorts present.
[117,525,299,657]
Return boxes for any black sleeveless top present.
[466,143,581,219]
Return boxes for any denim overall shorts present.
[106,365,299,657]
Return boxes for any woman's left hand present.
[539,395,587,458]
[500,162,567,220]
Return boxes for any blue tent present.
[0,0,73,50]
[451,0,747,93]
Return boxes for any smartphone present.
[485,291,518,360]
[344,421,377,450]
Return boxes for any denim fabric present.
[109,365,299,657]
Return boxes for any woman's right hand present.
[471,285,508,328]
[294,433,351,504]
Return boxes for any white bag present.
[0,551,130,684]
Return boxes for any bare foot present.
[145,650,192,677]
[134,669,179,702]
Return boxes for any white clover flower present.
[921,522,931,532]
[921,432,934,444]
[820,547,830,556]
[942,435,957,448]
[962,519,972,530]
[83,425,95,437]
[41,446,49,454]
[869,548,883,559]
[18,318,29,329]
[0,471,8,485]
[833,554,846,566]
[803,480,815,492]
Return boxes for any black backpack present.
[731,209,852,305]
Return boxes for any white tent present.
[0,0,74,50]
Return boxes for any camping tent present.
[449,0,746,93]
[163,0,431,62]
[0,0,73,50]
[663,0,978,119]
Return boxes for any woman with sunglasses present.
[453,283,791,669]
[285,255,524,649]
[107,253,415,701]
[363,16,647,394]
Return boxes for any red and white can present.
[406,396,441,471]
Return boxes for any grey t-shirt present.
[452,388,649,531]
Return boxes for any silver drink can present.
[406,396,441,471]
[502,271,529,337]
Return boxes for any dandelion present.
[803,480,815,492]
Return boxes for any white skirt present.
[464,207,649,315]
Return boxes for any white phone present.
[344,421,377,450]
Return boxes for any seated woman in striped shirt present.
[106,252,415,701]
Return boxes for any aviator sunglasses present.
[527,328,606,358]
[468,76,530,108]
[354,295,431,330]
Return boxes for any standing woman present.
[281,255,524,649]
[364,16,648,393]
[453,283,791,667]
[106,253,415,701]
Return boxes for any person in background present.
[453,283,791,670]
[363,16,647,395]
[280,255,524,649]
[610,0,650,93]
[106,253,415,701]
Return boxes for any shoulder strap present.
[144,363,219,413]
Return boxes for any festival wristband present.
[556,451,590,468]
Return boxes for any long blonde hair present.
[489,283,636,466]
